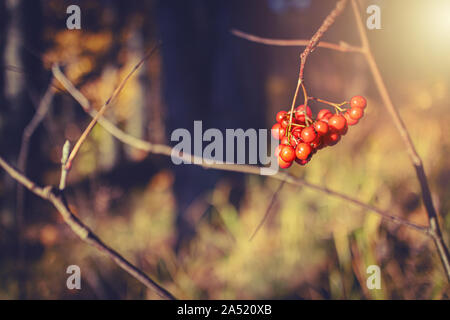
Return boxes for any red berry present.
[271,123,285,140]
[280,145,296,162]
[301,126,317,143]
[278,156,293,169]
[280,136,289,145]
[317,109,332,120]
[276,111,287,123]
[294,105,312,122]
[344,111,359,126]
[291,127,303,138]
[280,118,290,129]
[275,145,282,157]
[350,95,367,109]
[280,136,298,148]
[295,142,312,160]
[328,114,347,131]
[314,120,329,136]
[320,112,333,123]
[280,135,298,148]
[323,132,341,146]
[349,107,364,120]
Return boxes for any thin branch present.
[3,64,67,95]
[287,0,348,142]
[52,65,161,153]
[63,43,160,171]
[52,66,429,236]
[274,173,429,235]
[298,0,348,80]
[17,80,56,207]
[0,156,176,300]
[231,29,363,53]
[15,80,56,298]
[249,181,286,241]
[350,0,450,280]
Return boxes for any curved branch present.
[0,156,176,300]
[249,180,286,241]
[231,29,363,53]
[298,0,348,80]
[350,0,450,280]
[15,79,56,297]
[64,43,160,171]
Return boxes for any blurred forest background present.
[0,0,450,299]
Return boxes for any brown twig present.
[350,0,450,281]
[298,0,348,80]
[231,29,363,53]
[3,65,67,95]
[0,156,176,300]
[287,0,348,142]
[63,43,160,172]
[15,80,56,298]
[249,181,286,241]
[17,80,56,216]
[52,65,163,153]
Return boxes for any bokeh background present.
[0,0,449,299]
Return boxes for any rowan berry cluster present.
[272,95,367,168]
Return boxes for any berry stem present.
[301,82,313,126]
[286,78,302,140]
[309,96,348,113]
[287,0,347,135]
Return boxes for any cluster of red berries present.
[272,95,367,168]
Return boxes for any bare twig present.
[350,0,450,280]
[15,80,56,298]
[275,173,429,235]
[231,29,363,53]
[0,156,176,300]
[249,181,286,241]
[52,65,162,153]
[298,0,348,80]
[63,43,160,172]
[3,65,66,95]
[17,80,56,215]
